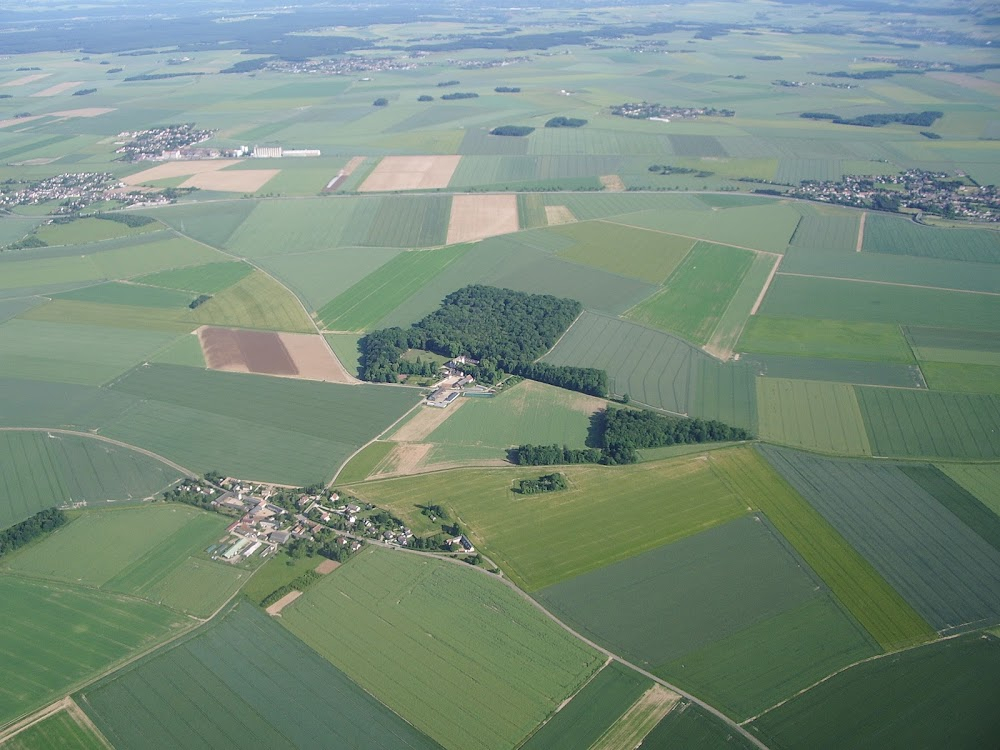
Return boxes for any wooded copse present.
[517,473,568,494]
[0,508,67,558]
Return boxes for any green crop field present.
[20,300,198,334]
[5,505,245,617]
[900,466,1000,553]
[721,446,934,650]
[423,381,605,453]
[362,195,451,248]
[738,316,915,363]
[520,663,652,750]
[1,707,108,750]
[760,275,1000,330]
[536,514,835,671]
[750,354,923,388]
[316,244,472,331]
[939,463,1000,518]
[78,602,443,750]
[626,242,756,345]
[749,634,1000,750]
[545,193,706,222]
[762,447,1000,632]
[224,198,366,258]
[0,431,182,530]
[856,387,1000,460]
[281,549,602,750]
[324,333,363,376]
[756,378,872,455]
[862,213,1000,264]
[705,253,777,358]
[0,575,183,726]
[788,210,860,252]
[149,333,205,367]
[348,452,748,591]
[552,221,695,284]
[189,270,315,333]
[140,200,257,249]
[642,703,757,750]
[920,362,1000,394]
[335,441,396,483]
[34,218,160,247]
[133,261,254,294]
[54,281,195,308]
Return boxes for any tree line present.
[0,508,67,558]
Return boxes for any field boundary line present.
[0,427,197,478]
[596,218,784,257]
[535,311,584,363]
[513,657,613,749]
[327,399,425,487]
[749,254,782,317]
[776,271,1000,297]
[855,211,866,252]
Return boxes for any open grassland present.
[939,463,1000,517]
[0,319,178,386]
[0,431,181,530]
[760,275,1000,330]
[54,282,194,309]
[862,213,1000,264]
[749,634,1000,750]
[738,316,914,362]
[660,596,878,721]
[424,381,604,452]
[520,663,652,750]
[920,362,1000,394]
[190,270,315,333]
[626,242,756,345]
[5,506,244,617]
[749,354,923,388]
[0,576,183,726]
[34,217,159,246]
[281,549,602,750]
[317,244,472,331]
[348,453,748,592]
[78,603,443,750]
[856,387,1000,460]
[552,221,695,284]
[105,364,417,485]
[762,447,1000,633]
[756,378,872,455]
[335,441,396,484]
[133,262,254,294]
[1,705,108,750]
[721,446,934,650]
[642,702,757,750]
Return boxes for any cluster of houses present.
[115,124,215,161]
[611,102,736,120]
[0,171,163,212]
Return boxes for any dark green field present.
[642,702,758,750]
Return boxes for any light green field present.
[225,198,364,258]
[282,548,601,750]
[552,221,695,284]
[133,261,254,294]
[316,243,472,331]
[149,333,206,367]
[34,217,160,246]
[757,378,872,456]
[0,707,108,750]
[706,253,778,358]
[626,242,756,345]
[335,441,396,484]
[54,282,195,308]
[738,316,915,362]
[20,299,198,334]
[0,431,182,531]
[139,200,257,248]
[920,362,1000,395]
[348,452,748,591]
[190,270,315,332]
[938,463,1000,517]
[324,333,362,376]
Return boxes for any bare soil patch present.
[545,205,577,225]
[199,327,356,383]
[600,174,626,192]
[180,169,279,192]
[31,81,84,97]
[359,155,461,192]
[315,559,341,574]
[265,590,302,615]
[391,399,466,442]
[124,159,240,185]
[856,211,866,253]
[277,332,356,383]
[1,73,50,87]
[372,442,435,478]
[446,194,519,244]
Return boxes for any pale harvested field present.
[446,194,519,244]
[51,107,116,118]
[590,685,680,750]
[545,205,577,225]
[277,332,355,383]
[0,116,44,129]
[371,442,435,478]
[31,81,84,97]
[359,155,461,192]
[600,174,626,192]
[929,72,1000,97]
[391,399,466,442]
[124,160,240,185]
[1,73,50,87]
[180,169,279,192]
[198,326,355,383]
[315,559,341,574]
[265,590,302,615]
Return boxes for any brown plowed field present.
[359,155,461,192]
[446,194,519,244]
[198,327,356,383]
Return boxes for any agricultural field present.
[0,431,182,530]
[551,221,695,284]
[0,705,108,750]
[862,213,1000,264]
[54,282,195,309]
[738,316,915,363]
[77,603,443,750]
[133,261,254,294]
[756,378,872,455]
[280,549,602,750]
[347,452,747,592]
[750,354,924,388]
[189,270,315,333]
[335,441,397,484]
[939,463,1000,518]
[139,201,257,249]
[899,466,1000,553]
[749,634,1000,750]
[920,362,1000,394]
[626,242,756,345]
[33,217,160,246]
[787,208,860,252]
[642,703,758,750]
[0,575,183,726]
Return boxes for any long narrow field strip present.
[317,243,472,331]
[756,378,872,456]
[749,634,1000,750]
[0,431,182,530]
[588,685,679,750]
[862,212,1000,264]
[626,242,756,345]
[553,221,695,284]
[520,663,652,750]
[446,194,518,244]
[0,576,184,726]
[359,155,462,191]
[856,387,1000,460]
[347,453,748,592]
[939,463,1000,517]
[706,253,778,360]
[281,549,602,750]
[34,217,160,246]
[54,282,195,309]
[78,603,443,750]
[718,446,934,650]
[761,447,1000,633]
[738,316,915,362]
[30,81,83,97]
[749,354,924,388]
